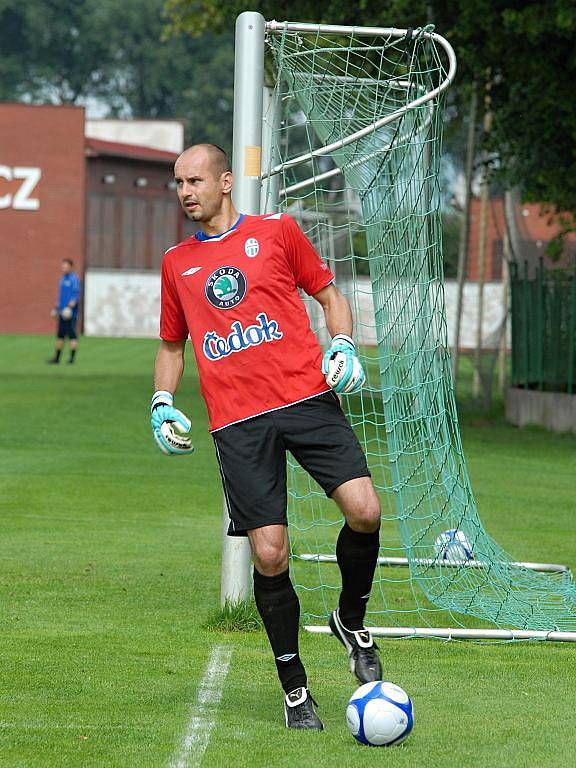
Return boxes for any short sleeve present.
[160,255,189,341]
[280,214,334,296]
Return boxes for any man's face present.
[174,150,228,223]
[61,261,72,274]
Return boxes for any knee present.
[347,494,381,533]
[252,540,289,576]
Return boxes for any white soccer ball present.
[434,529,474,563]
[325,351,364,393]
[346,681,414,747]
[61,306,73,320]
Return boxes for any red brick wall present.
[0,104,85,334]
[467,197,505,281]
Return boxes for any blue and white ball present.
[434,529,474,563]
[346,681,414,747]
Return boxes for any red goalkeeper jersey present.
[160,213,334,431]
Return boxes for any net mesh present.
[264,24,576,634]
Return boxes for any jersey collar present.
[195,214,245,242]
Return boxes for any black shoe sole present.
[285,721,324,731]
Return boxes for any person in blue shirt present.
[48,259,81,364]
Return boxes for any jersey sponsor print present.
[160,213,334,431]
[205,266,247,310]
[203,313,283,361]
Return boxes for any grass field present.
[1,335,575,767]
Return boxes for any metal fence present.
[510,261,576,393]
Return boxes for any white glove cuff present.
[151,390,174,411]
[332,333,355,349]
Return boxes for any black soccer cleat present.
[284,687,324,730]
[329,608,383,684]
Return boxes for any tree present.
[0,0,113,103]
[438,1,576,214]
[163,0,576,214]
[0,0,234,149]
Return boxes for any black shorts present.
[213,391,371,537]
[57,316,78,340]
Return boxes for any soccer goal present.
[222,11,576,641]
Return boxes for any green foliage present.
[163,0,429,37]
[544,213,576,263]
[0,0,113,103]
[4,0,574,210]
[0,0,234,148]
[164,0,576,212]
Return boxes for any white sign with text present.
[0,166,42,210]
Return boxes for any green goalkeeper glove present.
[150,390,194,455]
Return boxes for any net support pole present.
[305,626,576,642]
[220,11,266,606]
[297,553,571,574]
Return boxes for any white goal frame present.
[221,11,576,643]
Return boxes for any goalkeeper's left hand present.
[322,334,366,394]
[150,390,194,455]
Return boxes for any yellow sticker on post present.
[244,145,262,177]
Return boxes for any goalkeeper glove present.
[150,390,194,455]
[322,334,366,394]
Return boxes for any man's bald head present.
[175,144,231,179]
[173,143,236,227]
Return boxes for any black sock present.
[253,567,307,694]
[336,523,380,631]
[54,349,62,362]
[69,349,76,362]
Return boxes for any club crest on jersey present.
[244,238,259,258]
[203,312,283,361]
[205,266,247,309]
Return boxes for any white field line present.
[170,645,233,768]
[0,722,129,730]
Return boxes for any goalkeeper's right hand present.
[150,390,194,455]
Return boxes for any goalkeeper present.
[151,144,382,731]
[47,258,81,365]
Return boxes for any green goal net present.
[263,22,576,638]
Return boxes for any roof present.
[515,202,576,244]
[85,137,179,164]
[466,196,575,280]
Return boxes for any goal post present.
[221,12,576,640]
[220,11,265,606]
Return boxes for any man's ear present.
[222,171,233,194]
